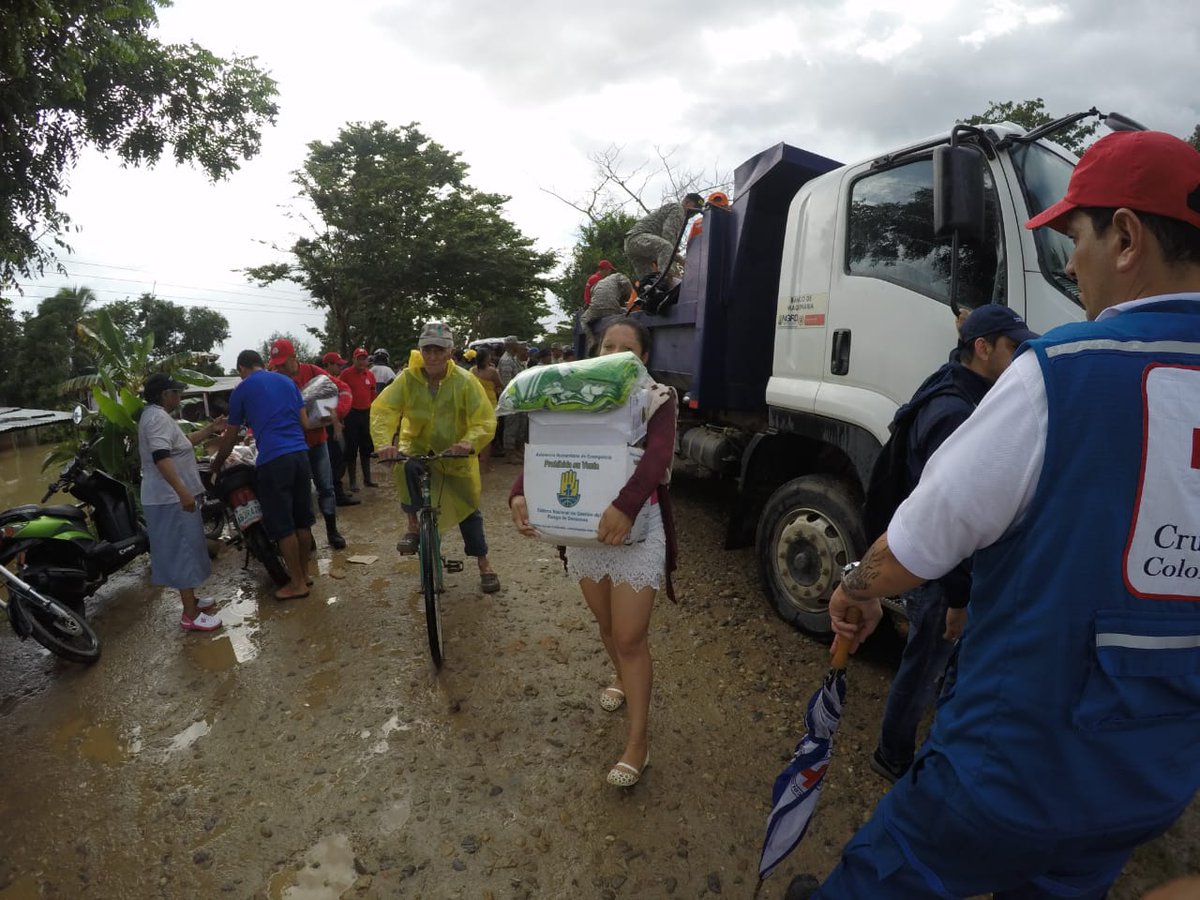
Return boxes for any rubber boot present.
[324,513,346,550]
[363,460,377,488]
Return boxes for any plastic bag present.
[301,374,338,422]
[495,351,652,416]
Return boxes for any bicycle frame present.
[383,449,468,669]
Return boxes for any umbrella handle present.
[831,606,863,669]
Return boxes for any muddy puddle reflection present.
[50,711,141,765]
[166,718,210,753]
[267,834,357,900]
[183,587,261,671]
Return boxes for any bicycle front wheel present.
[418,515,444,669]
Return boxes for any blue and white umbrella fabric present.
[757,665,847,882]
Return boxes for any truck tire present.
[756,474,865,636]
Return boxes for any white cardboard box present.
[528,389,650,447]
[524,444,648,547]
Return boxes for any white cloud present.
[856,24,924,62]
[10,0,1198,371]
[960,1,1067,46]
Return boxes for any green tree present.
[1,0,279,283]
[244,122,555,355]
[101,294,229,359]
[7,286,97,408]
[1188,124,1200,153]
[548,212,637,318]
[259,330,316,365]
[965,98,1099,155]
[0,296,21,399]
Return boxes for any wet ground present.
[0,462,1196,898]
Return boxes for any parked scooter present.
[198,451,290,588]
[0,427,146,663]
[0,566,100,664]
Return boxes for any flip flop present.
[606,752,650,788]
[599,686,625,712]
[180,612,222,632]
[274,588,310,601]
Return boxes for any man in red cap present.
[267,339,348,549]
[342,348,377,491]
[794,131,1200,899]
[321,351,358,506]
[583,259,615,307]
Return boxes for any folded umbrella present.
[756,607,862,890]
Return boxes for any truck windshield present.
[1011,142,1080,306]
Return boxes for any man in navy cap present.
[865,304,1039,785]
[801,131,1200,899]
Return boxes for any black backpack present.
[862,383,972,545]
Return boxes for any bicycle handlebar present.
[378,448,476,464]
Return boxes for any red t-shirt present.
[345,365,377,410]
[583,271,604,306]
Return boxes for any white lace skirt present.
[566,501,666,592]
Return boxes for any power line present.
[60,257,309,301]
[6,285,321,319]
[33,269,317,311]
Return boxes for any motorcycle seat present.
[0,504,88,525]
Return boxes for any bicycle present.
[380,450,465,669]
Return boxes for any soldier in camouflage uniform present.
[623,193,703,280]
[581,271,635,355]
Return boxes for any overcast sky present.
[15,0,1200,370]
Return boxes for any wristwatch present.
[840,561,860,581]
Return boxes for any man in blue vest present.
[868,304,1038,785]
[798,130,1200,898]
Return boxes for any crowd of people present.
[129,131,1200,895]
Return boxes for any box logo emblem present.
[557,469,580,508]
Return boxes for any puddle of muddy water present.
[185,589,261,670]
[0,873,42,900]
[377,793,411,834]
[267,833,357,900]
[50,712,139,766]
[304,669,339,708]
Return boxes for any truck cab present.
[629,123,1087,632]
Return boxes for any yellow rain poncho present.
[370,351,496,526]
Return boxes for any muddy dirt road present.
[0,467,1195,898]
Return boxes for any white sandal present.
[599,686,625,712]
[606,752,649,788]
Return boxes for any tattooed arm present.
[829,533,925,653]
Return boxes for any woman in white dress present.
[509,319,678,788]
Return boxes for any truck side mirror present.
[933,145,985,244]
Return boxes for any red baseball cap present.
[352,347,369,359]
[268,338,295,368]
[322,351,347,367]
[1026,131,1200,233]
[597,259,614,270]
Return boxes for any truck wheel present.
[756,475,865,636]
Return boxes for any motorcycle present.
[198,453,290,588]
[0,435,144,663]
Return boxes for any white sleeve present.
[887,351,1048,581]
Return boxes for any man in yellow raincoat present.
[372,322,500,593]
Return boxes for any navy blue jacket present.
[897,357,992,607]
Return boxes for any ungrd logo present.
[556,469,580,508]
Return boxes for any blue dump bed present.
[643,143,841,411]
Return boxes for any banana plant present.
[46,308,219,487]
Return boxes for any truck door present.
[817,152,1007,438]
